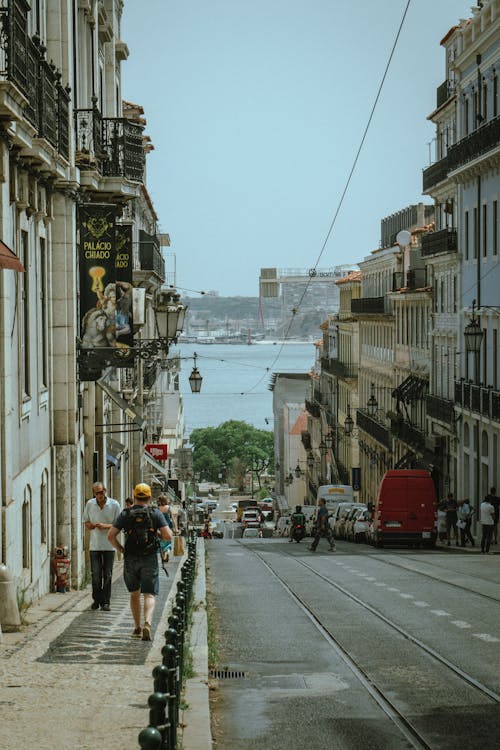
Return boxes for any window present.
[465,98,470,136]
[40,238,48,388]
[440,279,445,313]
[20,231,30,397]
[494,201,498,256]
[473,207,478,260]
[494,74,498,117]
[465,210,469,260]
[494,330,498,390]
[41,472,48,546]
[22,487,31,569]
[483,328,487,384]
[483,204,488,257]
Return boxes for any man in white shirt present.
[83,482,121,610]
[480,496,495,554]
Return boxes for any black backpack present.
[124,507,158,556]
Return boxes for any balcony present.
[356,409,391,449]
[390,415,425,451]
[455,381,500,422]
[426,394,455,424]
[320,357,358,379]
[436,79,455,109]
[301,430,312,450]
[305,399,321,419]
[448,115,500,173]
[137,230,165,282]
[421,228,457,257]
[351,296,386,314]
[0,2,70,157]
[422,156,450,192]
[75,108,145,182]
[392,268,427,291]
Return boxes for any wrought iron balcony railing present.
[422,155,450,192]
[392,268,427,291]
[75,106,103,166]
[0,2,70,156]
[421,228,457,257]
[138,239,165,281]
[426,394,455,424]
[320,357,358,379]
[305,399,321,419]
[390,415,426,450]
[351,296,386,314]
[436,79,455,109]
[102,117,145,181]
[455,380,500,422]
[356,409,391,449]
[448,114,500,173]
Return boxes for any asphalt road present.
[207,536,500,750]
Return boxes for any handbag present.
[173,535,185,557]
[457,520,466,529]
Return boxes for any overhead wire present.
[239,0,413,395]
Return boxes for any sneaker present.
[142,622,152,641]
[90,602,100,610]
[131,627,142,638]
[308,546,316,552]
[329,546,336,552]
[101,604,111,612]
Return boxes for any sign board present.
[145,444,168,461]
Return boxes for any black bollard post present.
[147,692,168,748]
[162,643,178,749]
[175,591,186,627]
[152,663,170,694]
[168,614,183,685]
[138,725,162,749]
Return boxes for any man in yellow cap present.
[108,483,172,640]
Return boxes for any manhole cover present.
[209,669,247,679]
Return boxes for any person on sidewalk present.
[108,483,172,640]
[177,501,188,536]
[485,487,499,544]
[480,495,495,554]
[157,495,177,563]
[309,498,335,552]
[457,498,475,547]
[83,482,121,611]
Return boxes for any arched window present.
[463,422,470,449]
[22,486,31,570]
[41,471,48,546]
[482,430,489,458]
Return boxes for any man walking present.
[485,487,499,544]
[83,482,121,611]
[108,483,172,640]
[480,494,495,554]
[309,498,336,552]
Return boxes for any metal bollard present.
[148,692,168,746]
[162,643,178,749]
[168,614,183,684]
[152,663,170,693]
[138,725,162,749]
[175,592,186,627]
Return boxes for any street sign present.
[145,444,168,461]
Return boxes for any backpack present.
[124,507,158,556]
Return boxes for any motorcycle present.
[292,523,305,543]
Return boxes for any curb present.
[181,539,212,750]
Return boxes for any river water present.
[178,342,315,435]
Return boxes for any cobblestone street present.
[0,559,180,750]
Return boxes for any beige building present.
[0,1,185,613]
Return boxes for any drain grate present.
[209,668,247,679]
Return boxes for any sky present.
[121,0,471,297]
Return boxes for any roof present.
[290,411,308,435]
[336,270,361,285]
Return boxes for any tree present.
[190,420,274,488]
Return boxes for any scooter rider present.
[289,505,306,542]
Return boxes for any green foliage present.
[190,420,274,484]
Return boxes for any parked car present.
[242,527,261,539]
[371,470,437,548]
[351,508,370,543]
[329,502,366,537]
[344,506,367,541]
[333,506,354,539]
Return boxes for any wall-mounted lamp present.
[464,299,484,354]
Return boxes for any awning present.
[392,375,427,403]
[144,450,169,477]
[98,381,145,430]
[106,438,127,470]
[0,240,24,272]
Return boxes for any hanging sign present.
[115,223,134,348]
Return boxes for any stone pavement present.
[0,555,187,750]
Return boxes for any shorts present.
[159,539,172,553]
[123,553,159,595]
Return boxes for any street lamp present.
[154,288,187,344]
[188,352,203,393]
[367,383,378,418]
[344,404,355,436]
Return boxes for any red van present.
[371,470,437,548]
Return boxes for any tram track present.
[241,542,500,750]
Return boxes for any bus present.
[317,485,354,511]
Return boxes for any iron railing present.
[455,380,500,422]
[448,114,500,172]
[426,394,455,424]
[356,409,391,449]
[138,240,165,281]
[392,268,427,291]
[74,106,103,165]
[421,228,457,257]
[102,117,145,181]
[0,2,69,156]
[422,155,450,192]
[351,296,386,314]
[436,79,455,109]
[390,415,426,450]
[320,357,358,379]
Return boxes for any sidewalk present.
[0,554,188,749]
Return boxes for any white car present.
[242,527,261,539]
[352,508,371,543]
